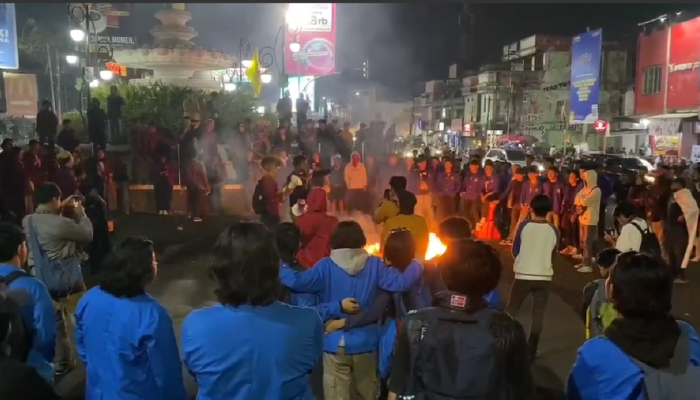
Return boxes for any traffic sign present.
[3,72,38,117]
[463,123,473,132]
[593,119,608,133]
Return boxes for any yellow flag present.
[246,49,262,97]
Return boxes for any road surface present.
[57,215,700,399]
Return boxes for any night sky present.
[17,3,699,96]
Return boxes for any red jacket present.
[295,188,338,268]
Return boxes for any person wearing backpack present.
[606,202,655,253]
[388,238,535,400]
[566,251,700,400]
[0,222,56,384]
[0,307,60,400]
[579,248,621,339]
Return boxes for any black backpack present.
[0,270,33,362]
[402,305,510,399]
[630,221,661,258]
[252,178,267,215]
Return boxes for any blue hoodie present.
[566,320,700,400]
[0,265,55,383]
[75,287,186,400]
[434,170,462,197]
[182,301,322,400]
[461,172,484,201]
[279,250,423,354]
[542,179,564,214]
[519,180,543,207]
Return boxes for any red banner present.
[666,17,700,111]
[284,3,336,76]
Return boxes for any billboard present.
[0,4,18,70]
[666,17,700,111]
[569,29,602,124]
[284,3,336,76]
[69,3,136,57]
[3,72,38,117]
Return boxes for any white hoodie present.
[574,169,601,226]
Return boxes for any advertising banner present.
[69,3,136,57]
[3,72,38,117]
[666,17,700,110]
[0,4,19,70]
[284,3,336,76]
[569,29,602,124]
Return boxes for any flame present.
[364,233,447,261]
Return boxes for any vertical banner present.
[0,4,19,70]
[569,28,602,124]
[284,3,336,76]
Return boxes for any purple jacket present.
[519,180,543,207]
[435,171,461,197]
[482,174,501,201]
[542,179,564,214]
[408,168,435,195]
[461,172,484,201]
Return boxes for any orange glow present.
[364,233,447,261]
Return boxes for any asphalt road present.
[56,215,700,399]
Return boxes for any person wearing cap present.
[381,189,429,260]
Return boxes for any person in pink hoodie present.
[295,177,339,268]
[344,151,367,213]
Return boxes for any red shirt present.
[260,174,280,217]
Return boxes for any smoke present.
[333,211,381,245]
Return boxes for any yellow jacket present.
[381,213,430,260]
[374,199,399,224]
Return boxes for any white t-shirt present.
[615,218,649,252]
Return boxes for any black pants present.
[346,189,365,213]
[560,211,579,249]
[461,198,481,228]
[435,194,457,222]
[154,177,173,211]
[85,206,111,274]
[505,279,551,357]
[665,224,688,278]
[186,185,203,218]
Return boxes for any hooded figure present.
[672,184,699,273]
[295,187,339,268]
[574,169,602,270]
[344,151,367,213]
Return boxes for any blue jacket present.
[542,180,564,214]
[461,172,484,201]
[0,265,55,382]
[434,171,461,197]
[563,182,583,213]
[566,320,700,400]
[279,249,423,355]
[482,174,501,201]
[75,287,186,400]
[182,302,323,400]
[520,181,543,207]
[407,168,434,195]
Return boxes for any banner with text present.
[0,4,18,70]
[569,29,602,124]
[69,3,136,58]
[284,3,336,76]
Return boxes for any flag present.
[246,49,262,97]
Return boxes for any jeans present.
[505,279,551,357]
[579,224,596,267]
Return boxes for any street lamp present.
[356,92,360,96]
[260,73,272,84]
[289,41,301,53]
[99,69,113,80]
[88,79,99,88]
[70,28,85,42]
[65,54,78,64]
[241,59,253,68]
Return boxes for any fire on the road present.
[364,233,447,261]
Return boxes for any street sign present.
[3,72,38,117]
[593,119,608,133]
[463,123,473,132]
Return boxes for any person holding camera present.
[374,176,405,225]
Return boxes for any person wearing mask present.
[542,166,563,227]
[86,98,107,151]
[279,220,424,400]
[57,119,79,152]
[509,194,559,359]
[0,222,56,384]
[35,100,58,148]
[517,166,543,228]
[24,182,92,377]
[566,252,700,399]
[295,176,339,268]
[388,238,534,400]
[182,222,323,399]
[478,160,501,229]
[408,156,435,227]
[560,170,583,255]
[75,238,186,399]
[344,151,368,213]
[0,300,60,399]
[499,166,525,246]
[667,178,698,283]
[382,189,430,260]
[434,158,461,222]
[460,159,483,228]
[574,166,601,272]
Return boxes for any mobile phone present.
[383,189,391,200]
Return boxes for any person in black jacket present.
[35,100,58,148]
[0,308,60,399]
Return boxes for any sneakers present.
[577,266,593,273]
[674,277,689,284]
[193,217,202,222]
[560,246,575,255]
[571,253,583,261]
